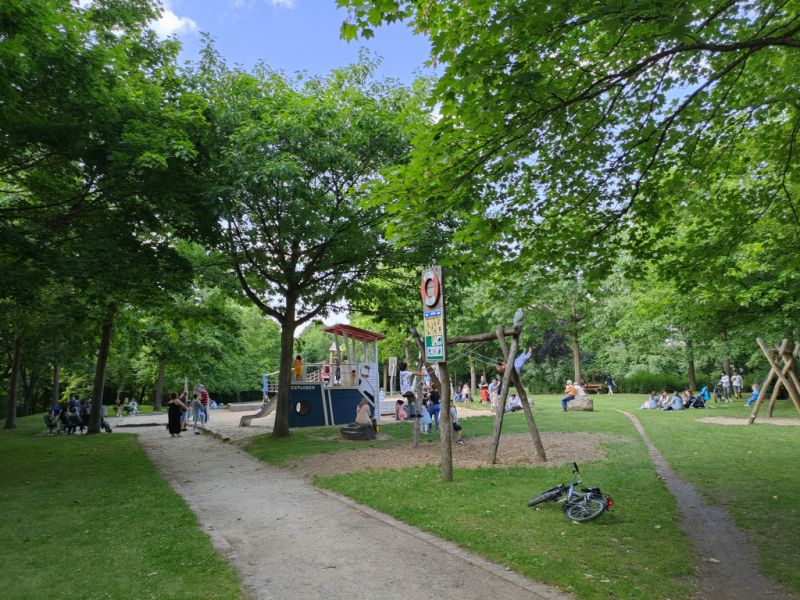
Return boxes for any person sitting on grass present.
[505,393,523,412]
[640,391,659,410]
[666,391,684,411]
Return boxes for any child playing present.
[420,402,432,433]
[745,383,760,407]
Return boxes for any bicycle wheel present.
[564,497,607,522]
[527,487,562,507]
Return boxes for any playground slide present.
[239,396,277,427]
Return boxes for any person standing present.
[479,375,489,404]
[460,382,471,402]
[334,361,341,385]
[560,380,576,412]
[732,372,743,399]
[719,371,731,401]
[488,377,498,410]
[429,385,441,432]
[195,384,210,423]
[606,375,615,395]
[191,393,204,434]
[166,392,187,437]
[293,355,304,381]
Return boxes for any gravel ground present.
[129,416,575,600]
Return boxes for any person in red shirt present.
[195,384,210,422]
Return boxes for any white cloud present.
[151,4,199,39]
[267,0,296,8]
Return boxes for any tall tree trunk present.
[720,328,731,376]
[382,362,388,393]
[273,299,297,438]
[686,337,697,392]
[89,303,117,434]
[153,356,166,412]
[3,334,22,430]
[52,362,60,410]
[569,330,582,385]
[21,368,38,416]
[138,385,147,403]
[469,358,476,400]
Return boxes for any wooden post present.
[469,358,477,401]
[409,324,451,479]
[766,340,789,417]
[496,332,547,462]
[488,325,519,464]
[439,361,453,482]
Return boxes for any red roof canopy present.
[323,323,385,342]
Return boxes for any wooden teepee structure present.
[409,310,547,470]
[748,338,800,424]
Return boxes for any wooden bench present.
[584,383,603,394]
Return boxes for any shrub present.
[619,372,691,394]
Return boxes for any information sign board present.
[421,266,446,362]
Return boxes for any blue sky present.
[152,0,435,83]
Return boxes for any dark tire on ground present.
[528,487,562,507]
[564,497,606,522]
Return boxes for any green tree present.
[197,51,424,436]
[1,1,213,430]
[340,1,800,260]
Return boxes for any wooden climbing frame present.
[409,309,547,470]
[748,338,800,424]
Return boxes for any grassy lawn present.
[635,399,800,595]
[245,399,696,599]
[0,414,244,600]
[243,392,800,599]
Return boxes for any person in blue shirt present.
[497,344,533,375]
[745,384,760,407]
[666,391,684,411]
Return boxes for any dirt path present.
[619,410,796,600]
[698,416,800,426]
[131,419,574,600]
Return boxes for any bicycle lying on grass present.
[528,462,613,522]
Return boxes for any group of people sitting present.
[114,397,139,416]
[45,395,112,434]
[639,389,705,410]
[639,382,761,411]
